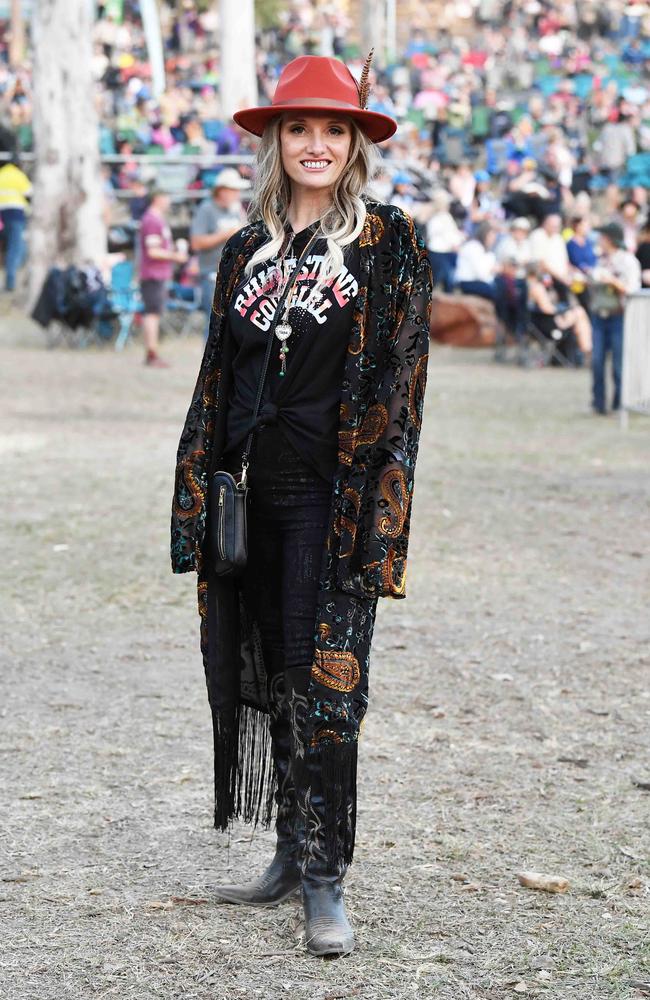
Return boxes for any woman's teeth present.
[302,160,330,170]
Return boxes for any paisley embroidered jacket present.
[170,199,432,850]
[172,200,431,600]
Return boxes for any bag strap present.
[239,229,320,487]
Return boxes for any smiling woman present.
[171,54,432,960]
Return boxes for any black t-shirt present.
[224,223,360,481]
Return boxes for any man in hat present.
[190,167,250,336]
[589,222,641,414]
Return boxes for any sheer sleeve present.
[337,236,433,599]
[170,237,237,574]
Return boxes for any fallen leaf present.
[513,982,528,994]
[517,871,570,893]
[170,896,208,906]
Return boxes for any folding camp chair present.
[108,260,143,350]
[162,279,204,337]
[494,307,577,368]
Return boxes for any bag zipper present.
[218,485,226,559]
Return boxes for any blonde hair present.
[244,115,381,287]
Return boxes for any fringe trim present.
[212,703,277,831]
[298,740,358,871]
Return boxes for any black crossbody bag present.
[210,232,318,577]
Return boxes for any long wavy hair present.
[244,115,381,286]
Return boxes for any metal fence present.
[621,291,650,428]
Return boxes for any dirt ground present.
[1,319,649,1000]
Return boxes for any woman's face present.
[280,113,353,193]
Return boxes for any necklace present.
[274,229,320,377]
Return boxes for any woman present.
[424,187,463,292]
[455,221,498,300]
[171,55,432,958]
[526,261,591,364]
[566,215,597,312]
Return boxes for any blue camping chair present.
[108,260,143,350]
[164,279,203,337]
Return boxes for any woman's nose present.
[304,133,327,154]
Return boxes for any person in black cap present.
[589,222,641,414]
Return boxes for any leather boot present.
[298,748,355,957]
[214,674,302,907]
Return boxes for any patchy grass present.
[1,337,649,1000]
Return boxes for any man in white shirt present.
[530,212,571,287]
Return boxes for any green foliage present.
[256,0,283,31]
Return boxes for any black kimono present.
[171,199,432,866]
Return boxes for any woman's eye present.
[290,125,304,134]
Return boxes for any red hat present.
[232,55,397,144]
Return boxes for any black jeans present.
[223,425,333,679]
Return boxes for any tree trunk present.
[29,0,106,306]
[9,0,24,69]
[219,0,257,119]
[361,0,386,67]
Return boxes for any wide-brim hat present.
[596,221,625,248]
[213,167,251,190]
[232,55,397,144]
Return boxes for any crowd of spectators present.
[0,0,649,394]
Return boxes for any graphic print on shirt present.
[232,251,359,331]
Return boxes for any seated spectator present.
[495,219,532,337]
[504,158,556,223]
[495,256,527,340]
[566,215,597,310]
[496,217,532,276]
[424,189,464,293]
[530,211,573,292]
[449,162,476,211]
[597,110,637,180]
[455,221,498,300]
[619,199,642,253]
[526,262,592,362]
[390,172,419,215]
[470,170,504,226]
[567,216,597,274]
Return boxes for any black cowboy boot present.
[214,675,302,906]
[298,750,355,957]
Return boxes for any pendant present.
[279,343,289,377]
[275,322,292,341]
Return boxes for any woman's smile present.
[300,159,332,172]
